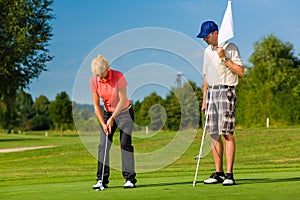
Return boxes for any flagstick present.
[193,73,216,186]
[192,109,210,186]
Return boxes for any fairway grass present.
[1,172,299,200]
[0,127,299,199]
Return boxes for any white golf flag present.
[218,0,234,46]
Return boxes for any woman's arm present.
[106,87,128,132]
[92,92,108,133]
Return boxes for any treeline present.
[2,91,74,133]
[1,35,299,132]
[73,81,203,133]
[1,80,203,133]
[133,81,203,131]
[0,0,54,133]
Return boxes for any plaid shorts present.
[205,86,237,135]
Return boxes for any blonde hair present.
[90,54,110,75]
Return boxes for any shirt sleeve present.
[227,43,243,66]
[202,48,209,76]
[90,76,97,93]
[117,72,128,89]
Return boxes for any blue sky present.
[26,0,300,104]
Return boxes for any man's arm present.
[202,76,208,112]
[217,46,244,77]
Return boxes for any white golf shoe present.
[92,180,108,190]
[223,173,236,186]
[124,180,135,188]
[204,172,225,184]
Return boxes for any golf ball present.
[96,186,105,191]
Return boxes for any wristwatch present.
[222,57,229,62]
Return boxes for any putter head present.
[193,155,203,160]
[96,185,105,191]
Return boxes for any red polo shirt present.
[90,70,131,112]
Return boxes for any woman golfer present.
[90,54,137,189]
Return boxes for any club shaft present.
[101,133,108,184]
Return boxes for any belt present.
[104,104,132,113]
[121,104,132,113]
[209,85,235,89]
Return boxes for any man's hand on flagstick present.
[217,46,244,77]
[217,46,226,60]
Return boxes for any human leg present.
[116,107,136,187]
[97,131,113,185]
[203,134,225,184]
[204,89,226,184]
[95,112,117,186]
[224,134,235,173]
[120,130,136,181]
[211,135,224,173]
[221,88,237,185]
[93,129,111,189]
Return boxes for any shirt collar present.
[98,70,112,83]
[210,45,218,51]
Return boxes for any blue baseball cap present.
[196,21,218,38]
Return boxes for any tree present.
[164,90,181,131]
[236,34,300,127]
[132,81,203,131]
[180,81,202,129]
[0,0,54,129]
[165,81,202,130]
[15,90,34,130]
[49,92,73,133]
[136,93,166,131]
[30,115,51,131]
[132,100,142,131]
[30,95,52,130]
[32,95,50,116]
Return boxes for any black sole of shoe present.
[223,183,236,186]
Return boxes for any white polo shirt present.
[203,42,243,86]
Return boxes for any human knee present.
[223,134,235,141]
[121,142,133,151]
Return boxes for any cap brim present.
[196,32,208,38]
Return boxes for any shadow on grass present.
[107,177,300,189]
[135,181,193,188]
[236,177,300,185]
[136,177,300,188]
[0,138,41,142]
[106,181,194,189]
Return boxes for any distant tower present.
[176,72,184,89]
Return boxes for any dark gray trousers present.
[97,106,136,184]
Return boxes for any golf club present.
[96,132,108,191]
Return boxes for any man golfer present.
[197,21,244,185]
